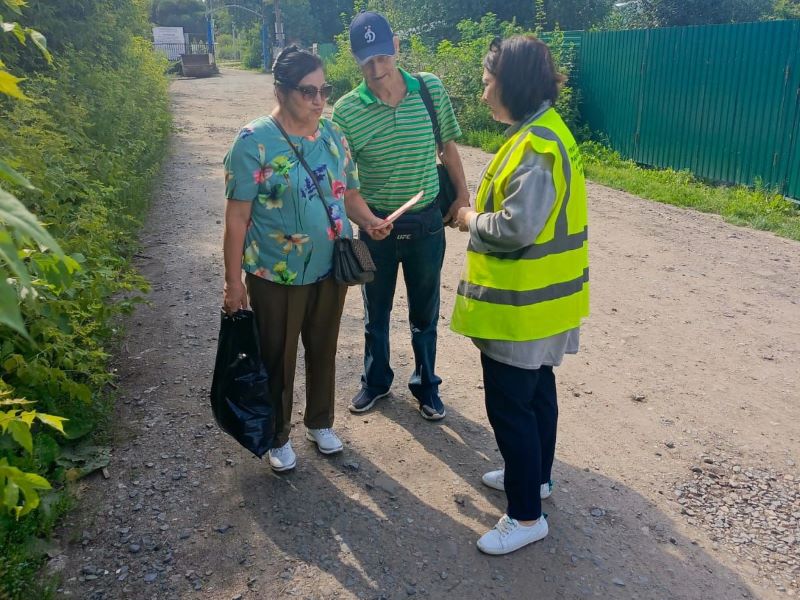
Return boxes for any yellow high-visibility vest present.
[450,108,589,342]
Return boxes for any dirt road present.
[54,68,799,600]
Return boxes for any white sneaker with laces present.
[477,514,548,555]
[268,440,296,472]
[305,428,344,454]
[481,469,554,499]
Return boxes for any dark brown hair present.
[483,35,566,122]
[272,45,323,90]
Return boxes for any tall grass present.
[580,142,800,240]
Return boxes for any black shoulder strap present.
[415,74,443,155]
[270,116,340,238]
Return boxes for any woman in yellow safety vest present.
[452,35,589,555]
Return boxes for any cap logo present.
[364,25,376,44]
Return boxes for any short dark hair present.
[483,35,566,122]
[272,45,323,90]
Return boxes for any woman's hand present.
[223,279,249,314]
[363,217,393,240]
[343,189,393,240]
[455,207,477,232]
[223,200,252,314]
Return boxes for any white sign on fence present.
[153,26,185,60]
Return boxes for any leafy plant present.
[0,0,73,535]
[0,0,49,99]
[0,0,77,338]
[772,0,800,19]
[239,22,266,69]
[325,11,580,136]
[1,0,170,595]
[0,392,66,519]
[325,28,362,101]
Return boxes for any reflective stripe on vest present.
[450,108,589,342]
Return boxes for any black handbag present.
[210,309,274,458]
[273,118,376,286]
[416,75,457,218]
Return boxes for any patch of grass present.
[580,141,800,241]
[459,132,800,241]
[462,128,505,153]
[0,492,71,600]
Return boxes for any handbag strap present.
[271,116,340,239]
[415,74,445,161]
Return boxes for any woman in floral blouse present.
[223,46,391,472]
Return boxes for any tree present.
[618,0,774,28]
[281,0,322,44]
[361,0,489,39]
[213,0,265,35]
[309,0,353,42]
[342,0,611,40]
[544,0,614,30]
[5,0,149,65]
[488,0,535,26]
[152,0,206,34]
[772,0,800,19]
[207,0,350,50]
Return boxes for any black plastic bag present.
[210,309,274,458]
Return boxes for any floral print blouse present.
[223,116,358,285]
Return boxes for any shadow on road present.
[229,400,755,600]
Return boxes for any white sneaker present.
[268,440,296,472]
[540,480,553,499]
[305,428,343,455]
[481,469,554,499]
[477,514,549,555]
[482,469,505,491]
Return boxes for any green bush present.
[325,29,363,102]
[0,1,171,596]
[240,23,265,70]
[325,12,582,145]
[462,129,506,153]
[214,32,240,61]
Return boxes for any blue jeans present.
[359,205,445,405]
[481,353,558,521]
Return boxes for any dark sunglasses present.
[292,83,333,100]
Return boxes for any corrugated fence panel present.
[777,22,800,200]
[579,29,647,158]
[575,20,800,199]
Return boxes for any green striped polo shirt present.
[331,69,461,212]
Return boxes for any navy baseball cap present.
[349,10,395,65]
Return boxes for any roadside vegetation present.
[580,143,800,241]
[325,6,800,243]
[0,1,171,597]
[2,0,798,596]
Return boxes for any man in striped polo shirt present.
[332,10,469,421]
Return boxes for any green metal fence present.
[574,20,800,199]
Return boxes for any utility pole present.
[274,0,285,48]
[261,1,270,72]
[232,21,237,60]
[205,0,215,55]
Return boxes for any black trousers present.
[481,353,558,521]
